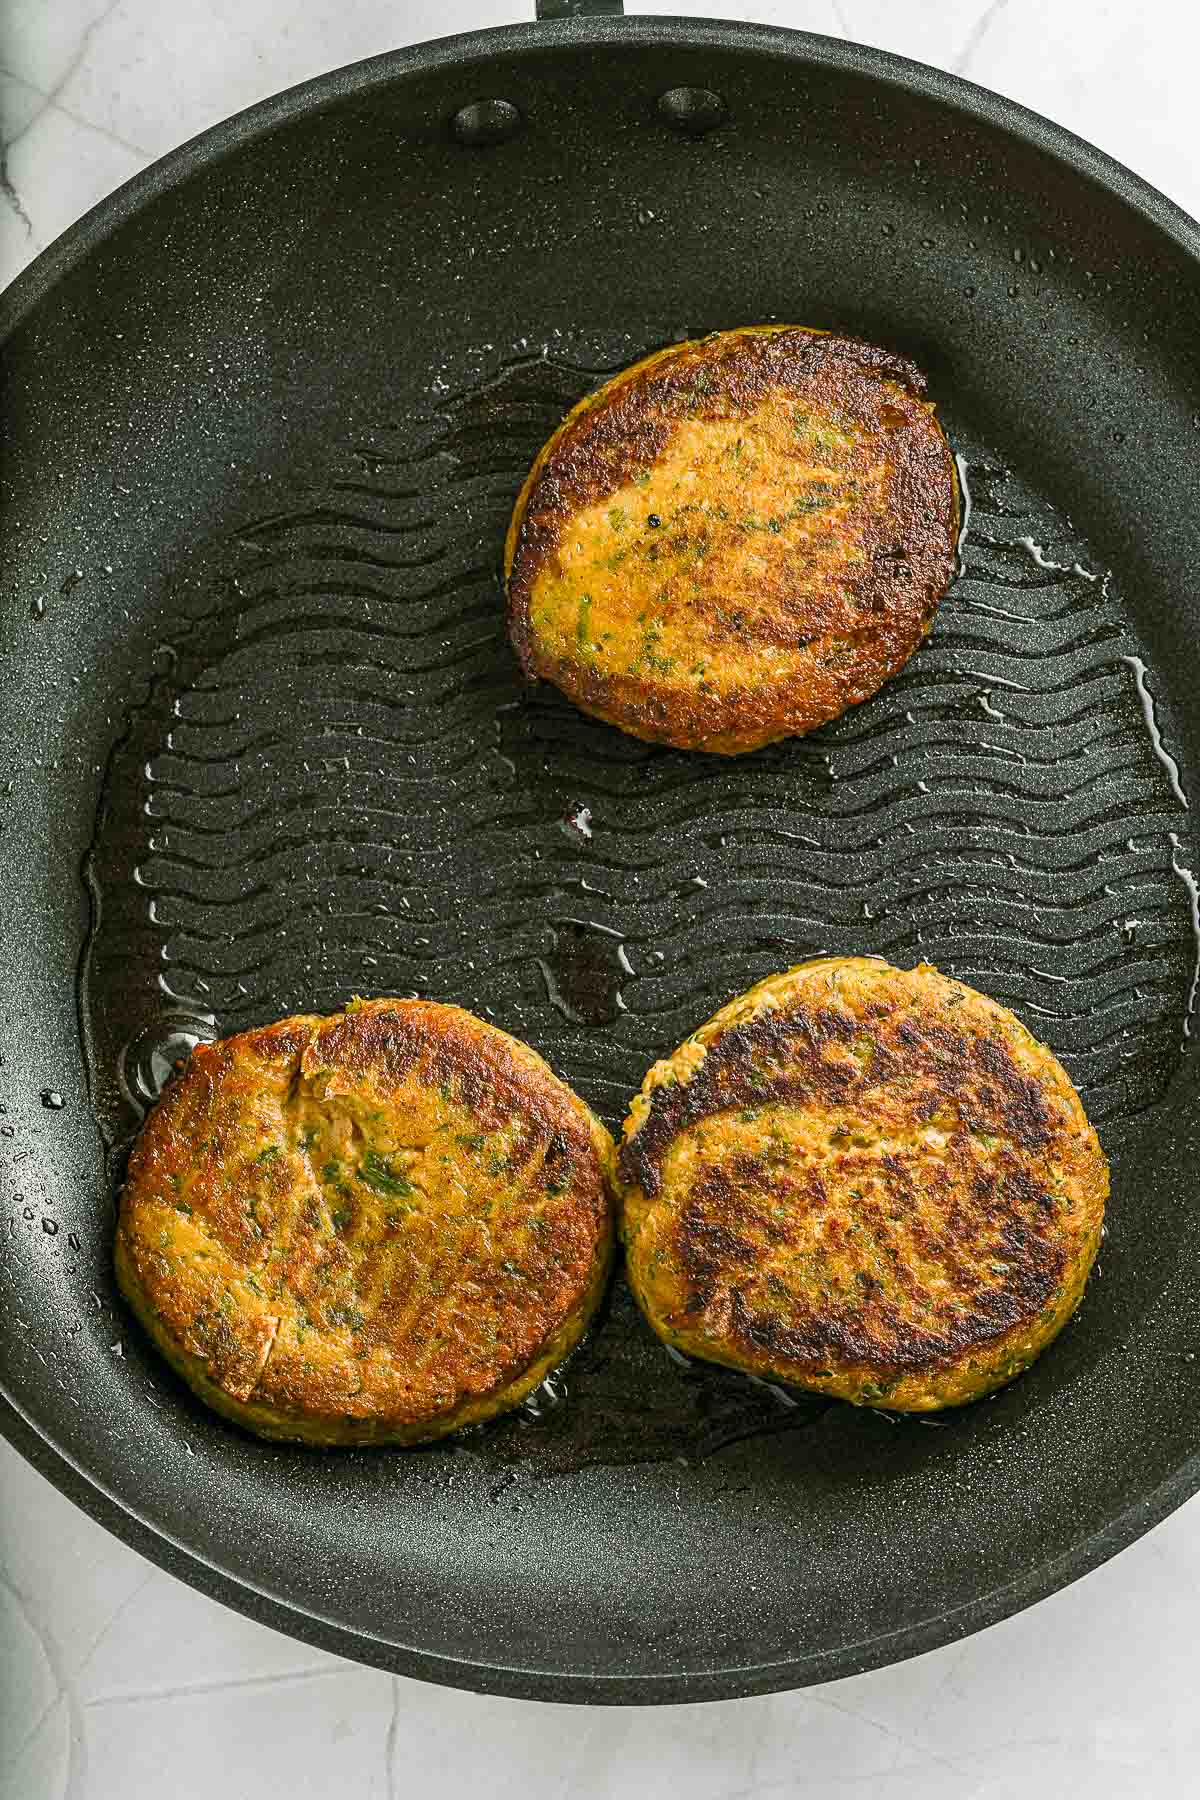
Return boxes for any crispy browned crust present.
[617,960,1107,1410]
[116,999,615,1444]
[506,328,959,755]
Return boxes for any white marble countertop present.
[3,3,1199,1796]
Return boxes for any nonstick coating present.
[3,18,1200,1703]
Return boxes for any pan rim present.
[3,13,1200,1703]
[2,15,1198,342]
[2,1370,1192,1704]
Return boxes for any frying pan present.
[3,0,1200,1705]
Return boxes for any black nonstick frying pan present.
[3,2,1200,1705]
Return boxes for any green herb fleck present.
[358,1151,414,1198]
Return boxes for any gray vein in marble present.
[0,1568,86,1799]
[8,0,122,142]
[0,65,153,159]
[806,1691,974,1780]
[918,1640,969,1736]
[0,0,133,231]
[954,0,1013,74]
[385,1677,401,1800]
[86,1663,346,1708]
[0,149,32,235]
[76,1567,157,1674]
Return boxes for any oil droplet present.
[1120,918,1139,947]
[521,1370,568,1420]
[1017,537,1101,584]
[561,800,593,844]
[1121,656,1188,810]
[41,1217,58,1236]
[1018,536,1064,570]
[110,1340,124,1358]
[953,454,972,572]
[120,1013,219,1114]
[30,596,46,620]
[745,1372,803,1410]
[1169,832,1200,1043]
[537,921,631,1026]
[59,569,84,596]
[40,1090,65,1110]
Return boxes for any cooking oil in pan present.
[538,920,632,1026]
[77,344,1200,1473]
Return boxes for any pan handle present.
[535,0,624,15]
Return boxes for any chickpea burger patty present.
[617,959,1106,1410]
[505,327,959,754]
[116,999,615,1444]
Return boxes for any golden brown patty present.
[618,959,1106,1410]
[116,999,614,1444]
[505,326,959,755]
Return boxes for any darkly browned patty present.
[618,959,1106,1409]
[116,999,614,1444]
[505,327,959,754]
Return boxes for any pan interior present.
[4,29,1200,1697]
[80,352,1198,1474]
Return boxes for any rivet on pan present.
[451,99,522,148]
[657,87,728,135]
